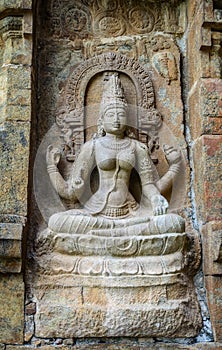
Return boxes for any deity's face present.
[103,105,127,136]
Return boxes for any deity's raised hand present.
[163,144,181,166]
[46,145,61,166]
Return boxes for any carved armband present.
[47,165,58,174]
[139,157,155,186]
[168,162,181,175]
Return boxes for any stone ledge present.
[0,223,23,240]
[4,342,222,349]
[0,1,32,14]
[0,223,23,273]
[0,16,23,35]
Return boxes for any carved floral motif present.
[43,0,179,40]
[128,6,155,34]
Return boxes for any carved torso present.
[84,136,137,216]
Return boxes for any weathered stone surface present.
[5,343,222,349]
[34,272,201,338]
[0,121,30,216]
[24,314,34,343]
[0,64,31,124]
[0,16,32,66]
[187,2,206,88]
[202,221,222,275]
[0,222,22,240]
[0,258,21,273]
[205,276,222,342]
[0,0,32,12]
[0,223,23,270]
[0,216,24,273]
[25,302,36,315]
[0,238,21,257]
[0,274,24,344]
[188,78,222,139]
[192,135,222,222]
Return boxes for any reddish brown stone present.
[205,276,222,342]
[188,79,222,138]
[25,302,36,315]
[193,135,222,222]
[202,221,222,275]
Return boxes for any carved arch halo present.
[56,52,162,140]
[65,51,155,110]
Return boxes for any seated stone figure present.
[34,72,202,339]
[44,73,185,256]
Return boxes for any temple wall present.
[0,0,221,348]
[187,0,222,343]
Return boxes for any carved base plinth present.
[33,273,202,338]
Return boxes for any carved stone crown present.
[100,72,127,115]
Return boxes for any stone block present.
[0,222,23,240]
[0,238,21,258]
[3,36,32,66]
[1,104,31,123]
[24,314,34,342]
[23,12,32,35]
[187,4,207,88]
[6,88,31,107]
[192,135,222,222]
[0,16,32,66]
[205,276,222,342]
[187,0,203,24]
[0,257,22,273]
[202,221,222,275]
[4,65,31,90]
[188,79,222,138]
[34,273,201,339]
[0,0,32,12]
[0,121,30,216]
[0,274,24,344]
[0,223,23,273]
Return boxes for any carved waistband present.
[101,201,138,218]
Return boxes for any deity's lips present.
[112,122,120,128]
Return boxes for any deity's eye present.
[108,112,114,118]
[118,113,126,118]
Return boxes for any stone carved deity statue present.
[43,73,185,255]
[35,71,201,338]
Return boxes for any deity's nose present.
[113,111,120,122]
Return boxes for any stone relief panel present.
[30,54,202,338]
[26,0,203,343]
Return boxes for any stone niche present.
[27,0,202,341]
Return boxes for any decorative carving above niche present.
[42,0,185,41]
[84,34,179,85]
